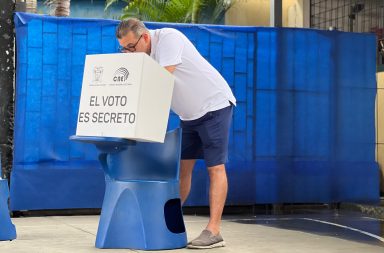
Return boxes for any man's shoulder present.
[154,28,186,45]
[158,27,182,36]
[150,28,180,40]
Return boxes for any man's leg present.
[186,105,232,248]
[179,159,196,204]
[206,164,228,235]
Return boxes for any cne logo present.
[113,68,129,82]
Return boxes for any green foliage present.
[105,0,232,24]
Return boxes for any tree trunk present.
[25,0,37,13]
[54,0,71,17]
[0,0,15,179]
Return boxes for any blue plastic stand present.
[0,179,16,241]
[70,128,187,250]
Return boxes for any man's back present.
[149,28,236,121]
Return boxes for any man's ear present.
[143,32,150,42]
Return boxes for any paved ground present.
[1,209,384,253]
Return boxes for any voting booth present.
[0,157,16,241]
[0,179,16,241]
[76,53,174,143]
[71,53,187,249]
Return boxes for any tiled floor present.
[0,210,383,253]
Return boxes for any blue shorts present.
[180,104,233,167]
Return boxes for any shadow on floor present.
[228,209,384,247]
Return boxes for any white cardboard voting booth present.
[76,53,175,143]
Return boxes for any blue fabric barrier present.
[10,12,379,210]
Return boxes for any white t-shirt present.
[149,28,236,121]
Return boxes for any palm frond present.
[164,0,195,23]
[195,0,233,24]
[105,0,121,10]
[113,0,232,24]
[209,0,233,24]
[125,0,168,21]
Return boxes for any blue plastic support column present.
[70,128,187,250]
[0,179,17,240]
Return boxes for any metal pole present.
[0,0,15,179]
[349,6,354,32]
[303,0,311,28]
[270,0,283,27]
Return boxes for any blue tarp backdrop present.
[10,12,379,211]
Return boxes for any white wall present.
[225,0,305,27]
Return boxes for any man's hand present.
[165,65,176,73]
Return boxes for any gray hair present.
[116,18,148,39]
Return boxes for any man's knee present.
[207,164,226,176]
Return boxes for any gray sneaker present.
[187,229,226,249]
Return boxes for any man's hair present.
[116,18,148,39]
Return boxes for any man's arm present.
[165,65,176,73]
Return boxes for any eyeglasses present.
[118,34,143,52]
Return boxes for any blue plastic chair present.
[0,178,17,240]
[70,128,187,250]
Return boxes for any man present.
[116,18,236,249]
